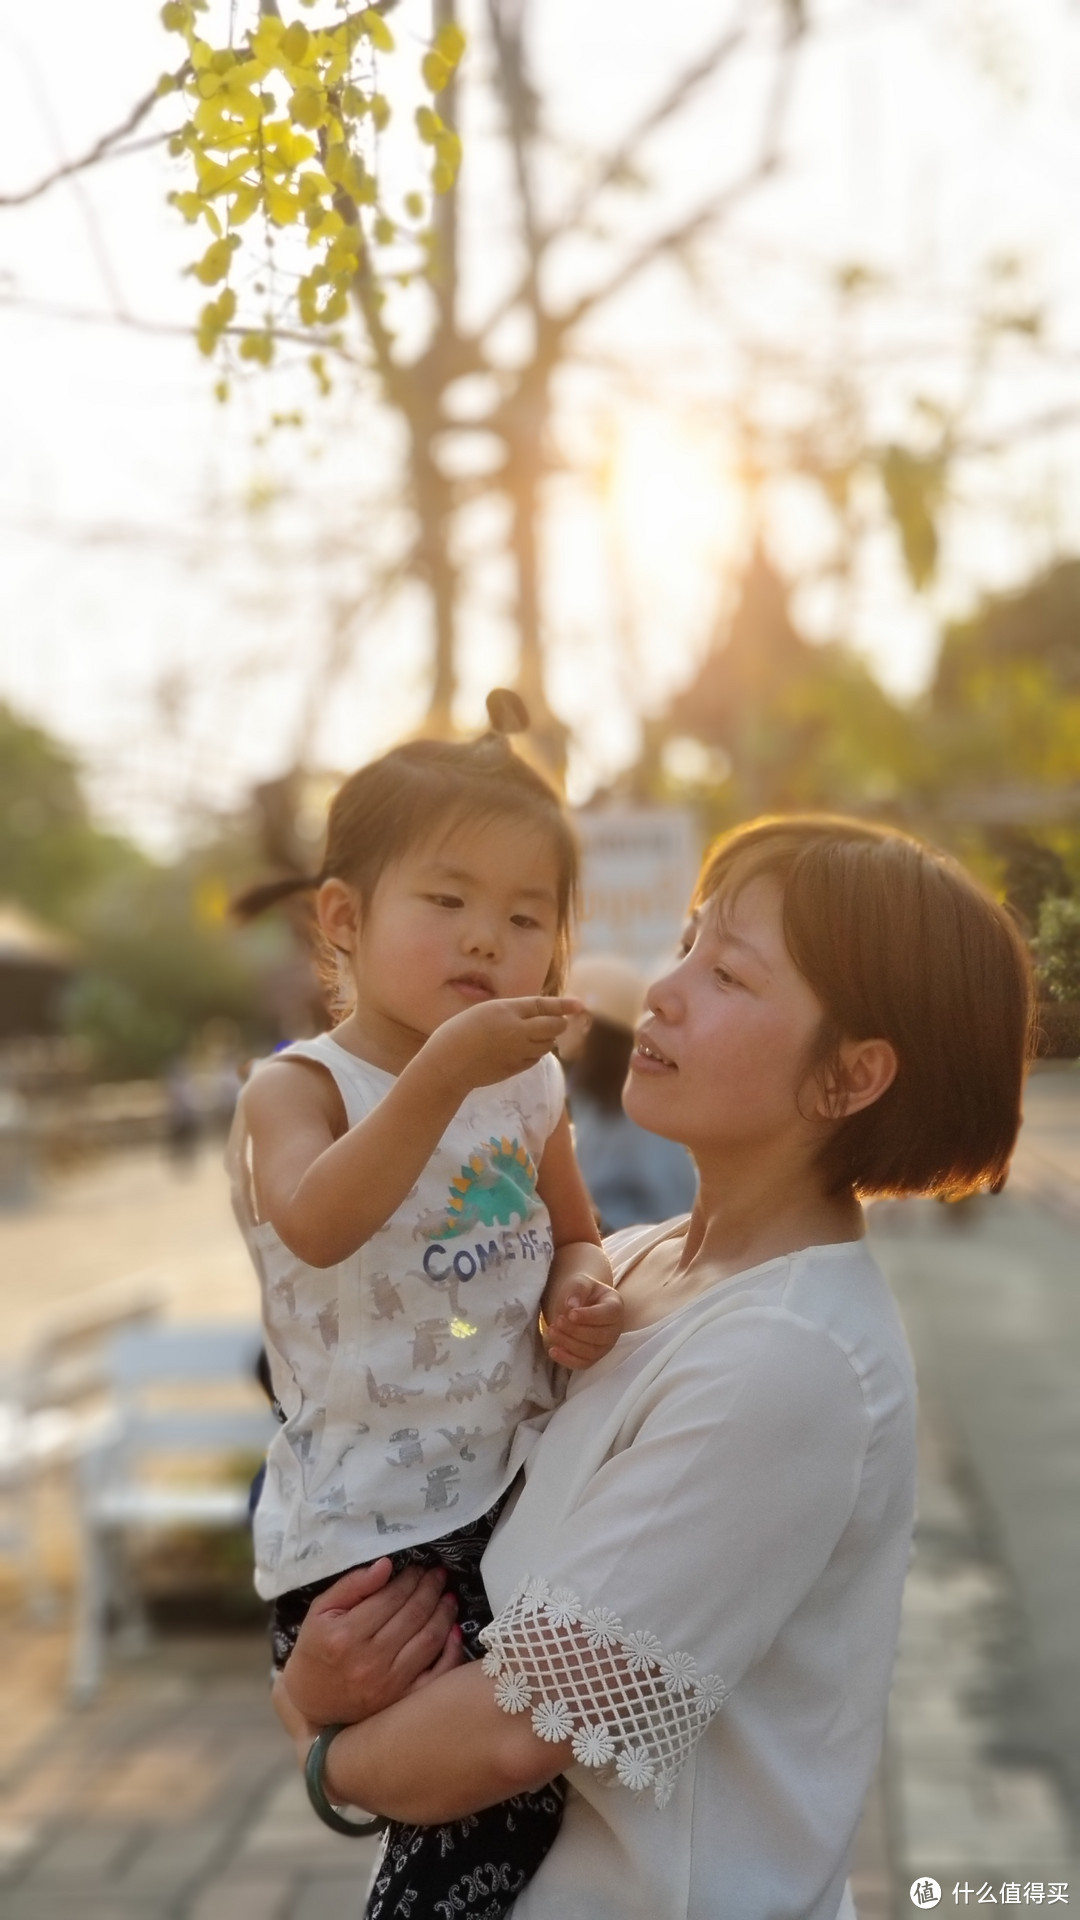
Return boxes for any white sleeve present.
[481,1309,871,1805]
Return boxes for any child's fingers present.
[566,1295,624,1325]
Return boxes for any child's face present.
[336,813,562,1055]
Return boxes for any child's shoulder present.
[240,1043,349,1131]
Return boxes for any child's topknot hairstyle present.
[233,690,579,995]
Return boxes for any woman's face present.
[625,874,830,1161]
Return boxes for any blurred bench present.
[69,1322,277,1703]
[0,1288,163,1619]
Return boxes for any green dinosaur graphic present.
[428,1135,538,1239]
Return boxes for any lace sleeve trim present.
[479,1575,727,1809]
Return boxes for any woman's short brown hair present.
[694,815,1035,1200]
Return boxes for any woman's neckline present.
[609,1219,868,1341]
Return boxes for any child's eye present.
[510,913,541,930]
[426,894,464,910]
[713,965,739,987]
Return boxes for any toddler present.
[228,694,621,1918]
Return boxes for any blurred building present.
[0,903,76,1042]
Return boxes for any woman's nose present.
[644,957,686,1021]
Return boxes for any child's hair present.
[693,815,1035,1201]
[234,691,579,995]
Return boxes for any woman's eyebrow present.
[713,926,773,976]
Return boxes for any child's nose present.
[464,915,500,957]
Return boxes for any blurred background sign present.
[574,807,701,973]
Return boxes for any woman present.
[274,816,1032,1920]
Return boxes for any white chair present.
[0,1289,163,1620]
[69,1323,277,1703]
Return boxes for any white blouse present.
[480,1222,917,1920]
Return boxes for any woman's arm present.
[244,997,578,1268]
[281,1659,571,1824]
[537,1111,622,1367]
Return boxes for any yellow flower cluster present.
[159,1,465,386]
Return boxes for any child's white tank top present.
[231,1031,565,1599]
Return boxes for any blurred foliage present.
[647,553,1080,938]
[1032,896,1080,1005]
[160,0,464,384]
[0,703,145,923]
[0,704,287,1078]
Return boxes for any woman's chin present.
[623,1073,680,1136]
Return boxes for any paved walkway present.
[2,1101,1078,1916]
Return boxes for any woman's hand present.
[272,1669,320,1768]
[280,1558,466,1726]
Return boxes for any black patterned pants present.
[271,1501,565,1920]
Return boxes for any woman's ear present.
[316,879,361,957]
[815,1038,898,1121]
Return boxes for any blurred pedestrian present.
[163,1056,200,1170]
[561,953,697,1231]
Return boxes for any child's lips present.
[450,973,496,1001]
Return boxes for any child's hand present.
[426,995,584,1094]
[543,1276,625,1370]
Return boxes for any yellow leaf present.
[238,331,275,364]
[422,50,451,93]
[360,8,395,53]
[169,190,205,224]
[415,106,440,145]
[370,93,391,131]
[289,86,326,130]
[190,237,235,284]
[280,21,311,65]
[404,191,424,219]
[374,214,395,245]
[434,21,467,67]
[230,184,261,225]
[265,184,302,225]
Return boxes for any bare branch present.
[551,11,803,338]
[486,0,543,318]
[0,291,365,364]
[559,9,750,236]
[0,66,189,208]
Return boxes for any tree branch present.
[551,10,803,338]
[0,291,365,363]
[0,66,189,208]
[558,9,750,238]
[486,0,543,320]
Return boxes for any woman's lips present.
[631,1035,677,1073]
